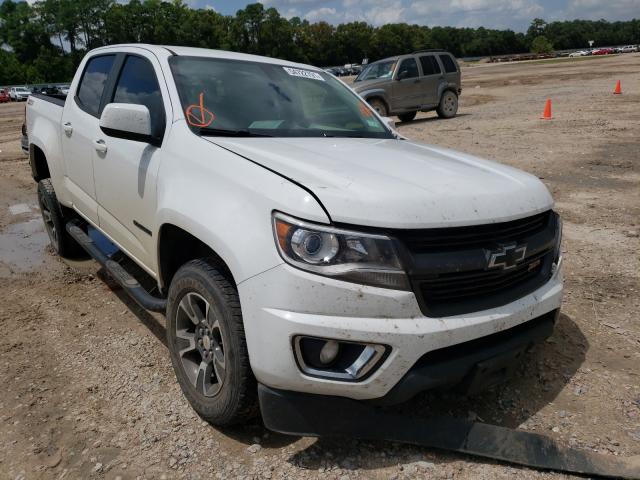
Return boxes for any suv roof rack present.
[413,49,446,54]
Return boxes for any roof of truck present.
[368,50,454,65]
[89,44,320,71]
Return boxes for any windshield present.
[355,60,396,82]
[169,56,393,139]
[16,88,29,93]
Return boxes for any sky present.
[188,0,640,32]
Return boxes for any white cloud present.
[257,0,638,30]
[410,0,543,19]
[305,0,546,28]
[563,0,640,20]
[263,0,327,5]
[302,0,406,25]
[361,1,406,24]
[304,7,338,22]
[406,0,544,28]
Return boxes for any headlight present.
[554,213,563,262]
[273,212,409,290]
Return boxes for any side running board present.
[66,220,167,313]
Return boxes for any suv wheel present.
[437,91,458,119]
[167,259,257,426]
[37,179,85,258]
[398,111,417,122]
[367,98,388,117]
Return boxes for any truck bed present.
[32,92,67,107]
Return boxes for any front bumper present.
[238,259,563,401]
[375,307,558,405]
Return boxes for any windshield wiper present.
[197,127,273,138]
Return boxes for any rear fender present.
[437,84,459,102]
[27,109,68,203]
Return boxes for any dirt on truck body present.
[1,53,640,479]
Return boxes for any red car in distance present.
[592,48,615,55]
[0,89,10,103]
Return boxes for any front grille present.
[419,250,547,303]
[399,210,551,252]
[395,211,558,317]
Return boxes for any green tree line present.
[1,0,639,85]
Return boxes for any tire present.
[37,179,85,258]
[367,97,388,117]
[436,90,459,119]
[167,259,257,426]
[398,111,417,122]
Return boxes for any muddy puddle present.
[0,216,49,277]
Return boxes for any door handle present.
[93,139,108,154]
[63,122,73,136]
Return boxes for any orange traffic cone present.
[541,99,552,120]
[613,80,622,95]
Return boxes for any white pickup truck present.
[24,44,563,429]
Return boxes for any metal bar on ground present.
[259,385,640,479]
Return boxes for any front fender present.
[359,88,389,106]
[154,124,330,287]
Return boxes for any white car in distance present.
[9,86,31,101]
[568,50,590,57]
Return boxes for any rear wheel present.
[167,259,257,426]
[367,97,388,117]
[398,111,417,122]
[37,179,85,258]
[436,90,458,119]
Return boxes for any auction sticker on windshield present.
[283,67,325,81]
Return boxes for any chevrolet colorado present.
[24,44,563,428]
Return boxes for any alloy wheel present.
[175,292,226,397]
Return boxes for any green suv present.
[352,50,461,122]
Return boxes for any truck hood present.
[205,137,554,229]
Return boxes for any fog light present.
[293,336,389,382]
[319,340,339,364]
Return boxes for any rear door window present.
[112,55,165,138]
[76,55,116,117]
[419,55,441,76]
[438,54,458,73]
[397,58,419,79]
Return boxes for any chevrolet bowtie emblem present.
[488,244,527,270]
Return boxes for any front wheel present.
[167,259,257,426]
[367,97,388,117]
[436,91,459,119]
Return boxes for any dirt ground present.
[1,53,639,480]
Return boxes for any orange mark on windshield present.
[359,102,374,118]
[186,92,215,128]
